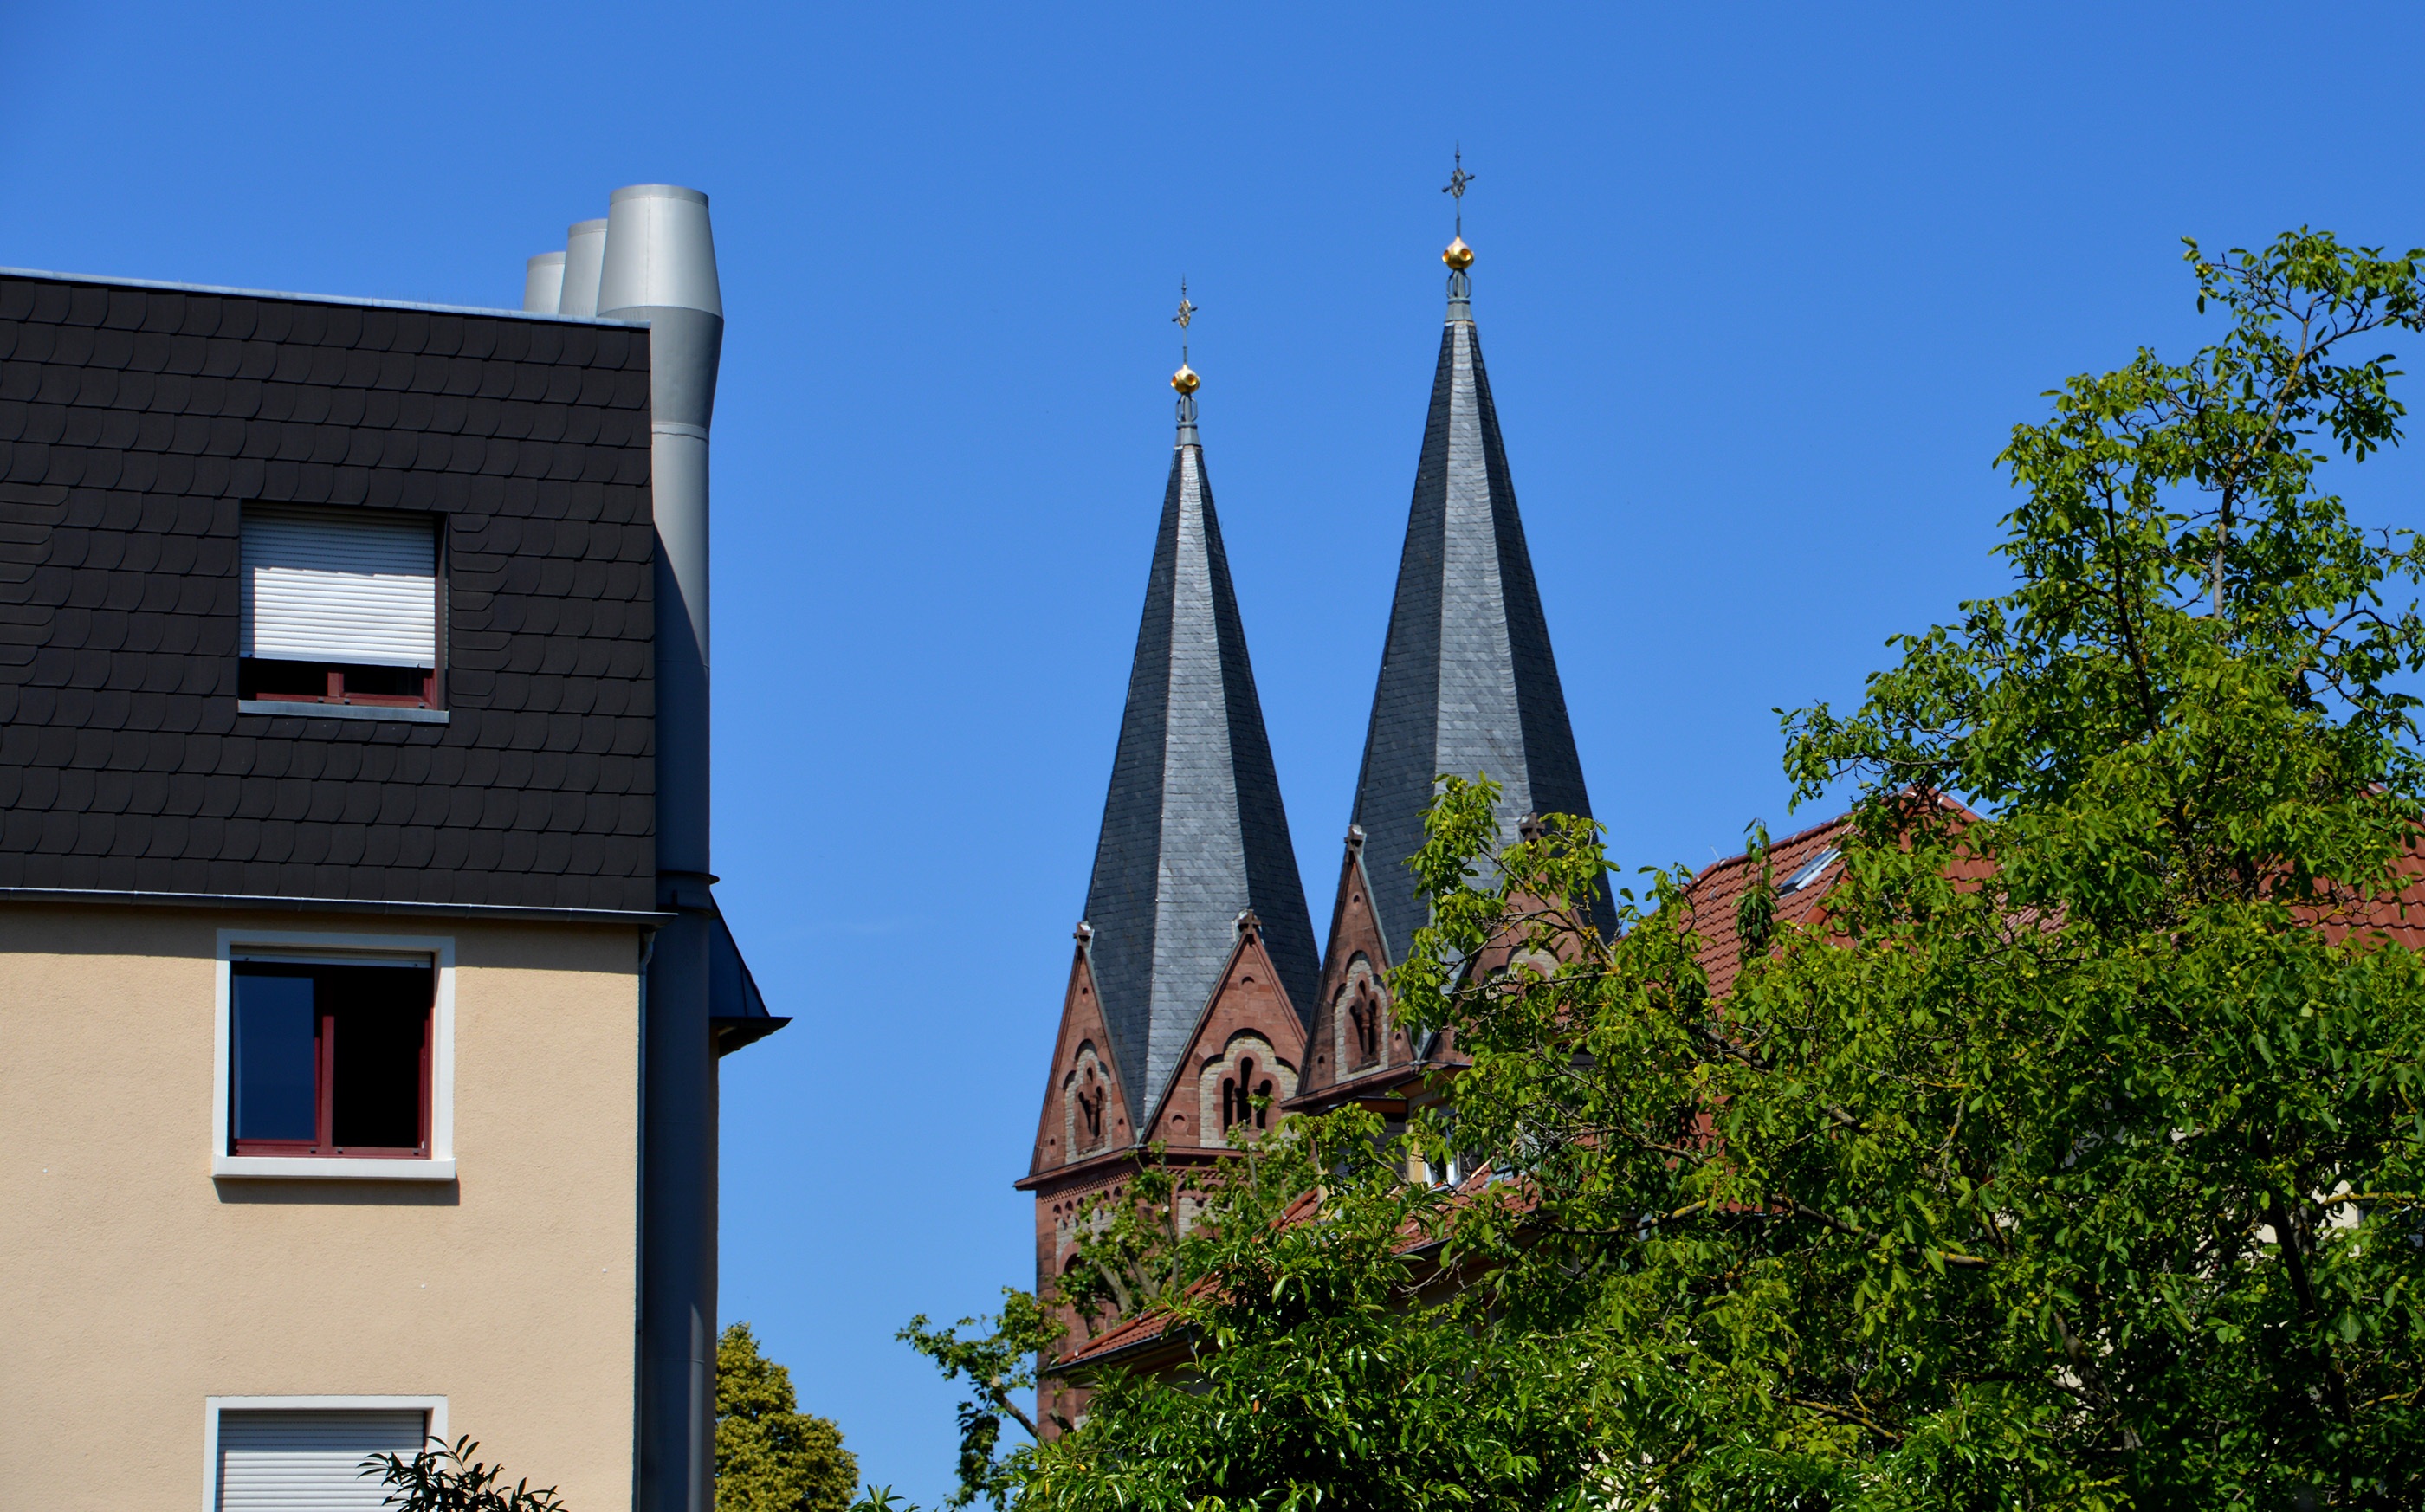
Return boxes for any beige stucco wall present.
[0,903,642,1511]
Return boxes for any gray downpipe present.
[599,182,725,1512]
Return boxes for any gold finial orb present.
[1171,363,1200,396]
[1442,236,1475,271]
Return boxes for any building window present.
[1200,1033,1296,1145]
[1220,1056,1272,1132]
[1077,1070,1105,1142]
[206,1398,444,1511]
[214,931,456,1181]
[1347,977,1382,1065]
[230,959,431,1158]
[240,505,441,708]
[1333,954,1386,1075]
[1063,1042,1113,1160]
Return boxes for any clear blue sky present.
[7,3,2422,1502]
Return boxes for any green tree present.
[899,229,2425,1509]
[718,1321,859,1512]
[901,1113,1600,1512]
[894,1289,1061,1509]
[1413,229,2425,1506]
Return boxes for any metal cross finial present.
[1442,144,1475,235]
[1170,278,1200,433]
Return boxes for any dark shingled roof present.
[1348,288,1595,968]
[0,270,658,914]
[1083,423,1319,1121]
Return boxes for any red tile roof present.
[1675,812,1856,1002]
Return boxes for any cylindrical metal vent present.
[597,185,723,318]
[599,183,723,870]
[522,251,566,314]
[603,182,727,1512]
[557,217,611,318]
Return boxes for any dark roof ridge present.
[0,264,641,326]
[0,886,671,926]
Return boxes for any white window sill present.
[214,1155,457,1182]
[236,700,450,724]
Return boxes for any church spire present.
[1080,299,1320,1121]
[1345,171,1595,969]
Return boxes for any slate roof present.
[0,270,659,914]
[1348,280,1596,968]
[1083,418,1320,1122]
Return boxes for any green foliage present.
[897,229,2425,1508]
[1045,1149,1189,1331]
[1413,229,2425,1506]
[718,1321,858,1512]
[1025,1107,1612,1512]
[896,1290,1060,1509]
[359,1436,566,1512]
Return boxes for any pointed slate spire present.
[1083,353,1320,1121]
[1348,236,1595,969]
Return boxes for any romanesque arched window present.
[1221,1056,1274,1131]
[1334,954,1386,1072]
[1202,1033,1295,1143]
[1064,1042,1110,1159]
[1220,1057,1249,1130]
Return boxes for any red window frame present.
[229,963,433,1160]
[237,660,442,709]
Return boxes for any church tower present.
[1024,171,1605,1399]
[1019,306,1320,1394]
[1294,171,1598,1110]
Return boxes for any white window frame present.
[211,928,456,1181]
[204,1395,448,1512]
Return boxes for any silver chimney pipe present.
[557,217,611,318]
[598,182,725,1512]
[522,251,566,314]
[600,184,721,882]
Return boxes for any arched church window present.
[1066,1043,1112,1157]
[1222,1056,1268,1131]
[1077,1066,1104,1141]
[1219,1056,1276,1132]
[1348,977,1382,1064]
[1221,1056,1251,1131]
[1201,1033,1293,1145]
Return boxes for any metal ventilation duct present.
[556,217,610,317]
[522,251,566,314]
[598,183,721,872]
[595,181,727,1512]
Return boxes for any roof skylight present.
[1780,847,1841,894]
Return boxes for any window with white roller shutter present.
[239,506,441,708]
[214,1407,430,1510]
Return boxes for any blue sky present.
[7,3,2423,1502]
